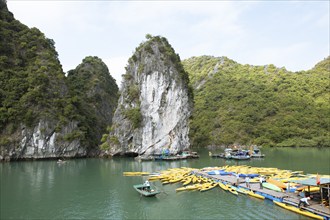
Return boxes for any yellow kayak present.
[176,183,203,191]
[187,183,203,190]
[169,177,183,183]
[247,191,265,200]
[123,172,150,176]
[238,187,251,194]
[218,182,229,191]
[298,186,320,192]
[306,187,320,192]
[176,184,201,192]
[231,186,248,195]
[200,183,217,192]
[192,176,198,183]
[273,201,323,220]
[227,185,238,196]
[182,177,192,186]
[267,178,287,189]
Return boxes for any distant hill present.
[183,56,330,148]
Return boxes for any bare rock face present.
[10,120,85,160]
[107,35,193,156]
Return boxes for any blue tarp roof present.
[290,177,330,186]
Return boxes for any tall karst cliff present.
[105,35,193,156]
[67,56,119,154]
[0,1,118,160]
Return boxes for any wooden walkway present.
[193,170,330,219]
[283,196,330,218]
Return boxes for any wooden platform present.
[193,170,330,219]
[283,196,330,218]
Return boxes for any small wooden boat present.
[273,201,323,220]
[188,151,200,158]
[250,146,265,158]
[209,152,224,158]
[57,159,67,164]
[133,184,160,197]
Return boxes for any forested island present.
[183,56,329,148]
[0,0,329,161]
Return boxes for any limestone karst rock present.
[0,1,119,160]
[107,35,193,156]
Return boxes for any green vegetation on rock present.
[0,1,119,157]
[183,56,330,148]
[67,56,119,149]
[0,1,68,135]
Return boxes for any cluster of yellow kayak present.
[142,167,266,199]
[202,165,328,193]
[124,165,327,220]
[204,165,322,180]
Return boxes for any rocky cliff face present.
[1,120,85,161]
[0,2,118,160]
[107,35,193,156]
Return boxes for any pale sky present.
[7,0,330,85]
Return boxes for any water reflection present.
[1,148,329,220]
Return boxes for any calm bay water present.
[1,147,329,219]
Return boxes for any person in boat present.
[298,196,311,209]
[143,180,151,191]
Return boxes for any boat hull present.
[231,155,251,160]
[247,191,265,199]
[133,184,160,197]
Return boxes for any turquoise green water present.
[1,147,329,219]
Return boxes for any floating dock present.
[125,165,330,220]
[193,170,330,219]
